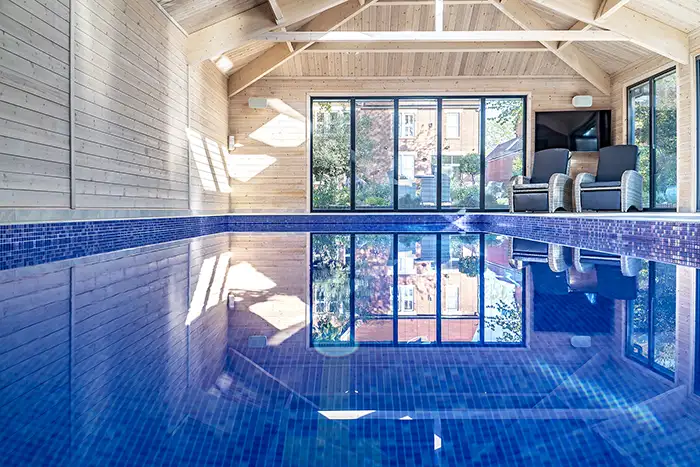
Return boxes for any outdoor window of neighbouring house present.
[446,284,460,313]
[399,152,416,180]
[445,111,460,139]
[399,285,415,313]
[399,111,416,138]
[627,68,677,210]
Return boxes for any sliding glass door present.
[627,69,677,210]
[310,95,527,212]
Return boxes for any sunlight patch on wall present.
[249,114,306,148]
[187,128,218,192]
[226,153,277,183]
[205,138,232,193]
[225,262,277,292]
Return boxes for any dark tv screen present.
[535,110,611,152]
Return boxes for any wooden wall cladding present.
[0,0,230,216]
[228,76,611,213]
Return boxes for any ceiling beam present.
[228,0,379,96]
[526,0,689,64]
[258,30,629,42]
[186,0,347,64]
[491,0,610,95]
[596,0,631,21]
[375,0,489,4]
[268,0,285,24]
[558,21,592,51]
[305,41,548,52]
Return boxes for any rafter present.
[268,0,285,24]
[526,0,689,64]
[305,41,548,52]
[491,0,610,95]
[258,30,629,42]
[186,0,347,64]
[228,0,379,96]
[596,0,631,21]
[558,21,592,51]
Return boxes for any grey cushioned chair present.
[574,145,642,212]
[509,148,571,213]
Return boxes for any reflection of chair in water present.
[572,249,642,301]
[507,238,572,273]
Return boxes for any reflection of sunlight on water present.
[225,262,276,291]
[318,410,375,420]
[313,345,359,358]
[249,295,305,330]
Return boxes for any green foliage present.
[311,235,351,342]
[486,299,523,343]
[486,99,523,154]
[458,256,479,277]
[451,185,480,208]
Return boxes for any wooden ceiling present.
[157,0,267,33]
[169,0,700,93]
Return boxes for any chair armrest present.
[508,176,531,212]
[621,170,643,212]
[510,175,531,187]
[574,173,596,212]
[548,173,573,212]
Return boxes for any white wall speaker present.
[572,95,593,108]
[248,97,268,109]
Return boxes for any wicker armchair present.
[509,148,572,213]
[574,145,642,212]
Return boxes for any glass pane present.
[629,261,650,362]
[629,82,651,208]
[311,234,351,343]
[398,319,437,344]
[440,234,480,317]
[652,263,676,373]
[356,100,394,209]
[355,318,393,343]
[653,72,677,209]
[397,234,437,315]
[398,99,438,209]
[312,100,351,210]
[442,99,481,209]
[355,234,393,317]
[482,235,524,343]
[441,319,480,343]
[485,98,525,209]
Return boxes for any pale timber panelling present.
[0,0,71,208]
[0,0,232,218]
[228,77,610,213]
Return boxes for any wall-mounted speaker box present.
[572,95,593,108]
[248,97,268,109]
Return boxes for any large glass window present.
[627,69,677,210]
[485,98,526,209]
[310,96,526,212]
[355,100,394,209]
[627,261,677,379]
[310,233,525,347]
[311,100,351,210]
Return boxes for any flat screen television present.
[535,110,611,152]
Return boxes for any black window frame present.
[626,262,677,380]
[309,95,528,213]
[309,233,527,348]
[627,67,678,211]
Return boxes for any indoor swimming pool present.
[1,222,699,466]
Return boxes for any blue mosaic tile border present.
[481,214,700,268]
[3,212,700,271]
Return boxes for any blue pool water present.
[1,226,699,466]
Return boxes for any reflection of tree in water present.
[311,235,350,342]
[486,299,523,343]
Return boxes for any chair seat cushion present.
[580,181,621,190]
[513,183,549,192]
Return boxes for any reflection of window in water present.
[398,285,415,314]
[626,261,676,379]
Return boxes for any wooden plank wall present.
[0,0,230,221]
[0,0,71,208]
[228,77,611,213]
